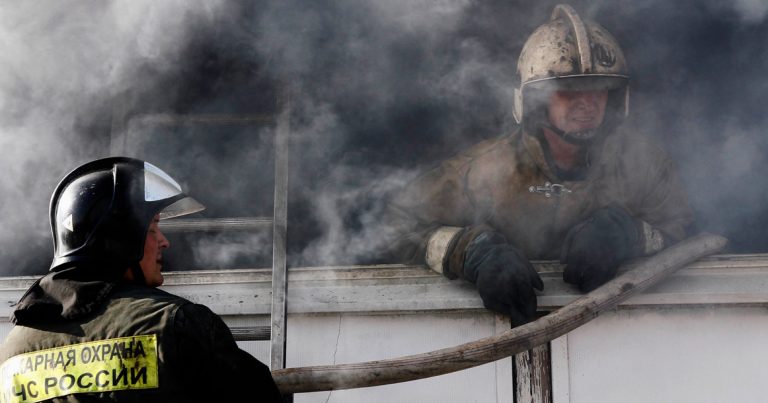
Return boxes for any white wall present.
[553,307,768,403]
[286,312,513,403]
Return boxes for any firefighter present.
[386,4,693,326]
[0,157,282,402]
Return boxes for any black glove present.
[561,204,642,292]
[463,231,544,326]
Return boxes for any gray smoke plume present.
[0,0,230,274]
[726,0,768,23]
[2,0,768,275]
[250,0,520,265]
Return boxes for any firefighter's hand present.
[463,231,543,326]
[561,204,641,292]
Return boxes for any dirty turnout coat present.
[386,127,694,275]
[0,268,282,403]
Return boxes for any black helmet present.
[49,157,204,273]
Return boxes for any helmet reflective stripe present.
[144,161,183,202]
[63,214,74,232]
[553,5,591,75]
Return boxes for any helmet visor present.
[525,74,628,93]
[160,197,205,220]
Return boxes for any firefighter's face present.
[138,215,170,287]
[547,90,608,133]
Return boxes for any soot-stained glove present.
[561,204,642,292]
[463,231,544,326]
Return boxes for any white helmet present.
[513,4,629,127]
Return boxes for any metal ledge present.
[159,217,273,233]
[1,254,767,319]
[230,326,271,341]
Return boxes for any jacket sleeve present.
[619,135,695,253]
[640,157,693,242]
[174,303,283,402]
[381,154,480,272]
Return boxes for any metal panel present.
[287,312,504,403]
[549,335,570,403]
[221,315,272,362]
[159,217,273,233]
[565,307,768,403]
[494,314,514,403]
[270,88,291,371]
[230,325,271,341]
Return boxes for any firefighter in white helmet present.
[385,4,693,326]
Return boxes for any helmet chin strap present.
[542,123,601,146]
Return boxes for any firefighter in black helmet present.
[385,4,694,325]
[0,157,282,402]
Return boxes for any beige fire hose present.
[272,232,727,394]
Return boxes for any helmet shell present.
[49,157,204,272]
[513,4,629,123]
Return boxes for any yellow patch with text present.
[0,335,159,403]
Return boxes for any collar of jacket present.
[521,127,609,182]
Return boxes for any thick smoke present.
[728,0,768,23]
[2,0,768,275]
[0,1,229,274]
[250,0,521,265]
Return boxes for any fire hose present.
[272,232,727,393]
